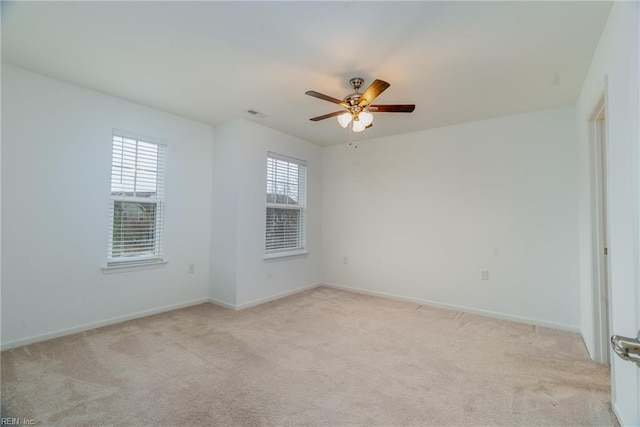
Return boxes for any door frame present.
[588,84,611,364]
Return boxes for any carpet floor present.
[1,286,616,426]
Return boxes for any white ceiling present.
[1,1,611,146]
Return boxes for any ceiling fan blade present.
[306,91,349,107]
[369,104,416,113]
[358,79,390,107]
[310,111,346,121]
[365,123,373,129]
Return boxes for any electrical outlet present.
[481,269,489,280]
[343,256,349,265]
[188,264,195,274]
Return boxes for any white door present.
[609,256,640,425]
[608,4,640,425]
[609,233,640,423]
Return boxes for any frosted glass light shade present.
[352,120,367,133]
[337,112,352,128]
[359,111,374,126]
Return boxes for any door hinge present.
[604,247,608,255]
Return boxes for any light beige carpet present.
[1,286,616,426]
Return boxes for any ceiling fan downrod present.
[345,77,364,118]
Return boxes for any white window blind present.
[266,152,307,253]
[108,131,166,265]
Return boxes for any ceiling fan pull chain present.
[349,125,358,149]
[348,125,358,148]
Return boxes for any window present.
[266,152,307,254]
[108,131,166,266]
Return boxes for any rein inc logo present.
[1,419,35,425]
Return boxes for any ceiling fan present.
[305,77,415,132]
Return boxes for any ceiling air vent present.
[246,109,267,118]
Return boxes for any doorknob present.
[611,331,640,367]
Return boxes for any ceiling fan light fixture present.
[359,111,374,127]
[352,119,367,133]
[337,112,352,128]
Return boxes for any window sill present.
[101,260,168,274]
[263,250,308,260]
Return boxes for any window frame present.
[106,129,167,268]
[265,152,308,258]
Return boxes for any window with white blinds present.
[108,131,166,265]
[266,152,307,254]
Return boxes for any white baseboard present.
[235,283,321,310]
[1,282,581,350]
[0,297,210,350]
[321,282,581,333]
[1,285,322,350]
[612,402,629,427]
[208,297,236,310]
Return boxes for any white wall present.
[576,2,640,425]
[1,65,214,347]
[323,106,580,330]
[211,119,323,308]
[209,121,241,307]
